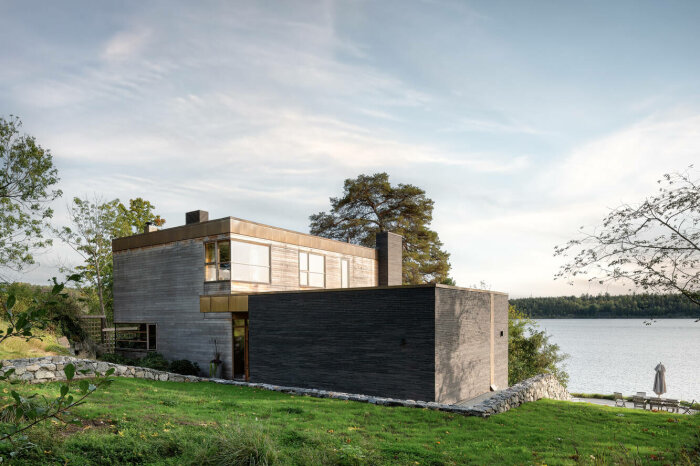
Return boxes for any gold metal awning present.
[200,294,249,312]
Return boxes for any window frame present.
[340,258,350,288]
[204,239,271,284]
[299,251,326,288]
[114,323,157,352]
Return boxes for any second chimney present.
[376,231,403,286]
[186,210,209,225]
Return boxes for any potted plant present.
[209,339,223,378]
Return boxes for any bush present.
[98,353,132,365]
[169,359,200,376]
[509,305,569,386]
[193,425,279,465]
[138,352,170,371]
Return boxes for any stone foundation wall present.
[0,356,202,384]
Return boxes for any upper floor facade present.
[112,210,403,296]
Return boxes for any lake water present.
[535,319,700,401]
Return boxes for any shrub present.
[98,353,132,365]
[138,352,170,371]
[193,425,279,465]
[169,359,200,376]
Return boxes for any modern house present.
[112,210,508,404]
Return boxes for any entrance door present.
[232,314,249,381]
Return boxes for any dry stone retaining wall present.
[0,357,569,417]
[0,356,202,384]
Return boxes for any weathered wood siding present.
[113,239,234,378]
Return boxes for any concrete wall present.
[113,239,234,378]
[248,286,437,401]
[434,287,508,404]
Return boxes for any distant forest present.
[509,294,699,319]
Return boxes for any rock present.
[25,364,40,372]
[35,370,55,379]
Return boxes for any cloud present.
[101,28,151,62]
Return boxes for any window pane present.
[232,264,269,283]
[309,253,324,273]
[218,241,231,263]
[299,252,308,271]
[232,241,269,267]
[309,272,324,288]
[218,262,231,280]
[148,324,157,350]
[205,264,217,281]
[341,259,349,288]
[299,271,308,286]
[205,243,216,263]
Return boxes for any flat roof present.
[112,216,378,259]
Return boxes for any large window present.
[299,252,325,287]
[205,240,270,283]
[341,259,349,288]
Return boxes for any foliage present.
[0,282,88,344]
[169,360,200,376]
[310,173,451,284]
[0,278,112,458]
[508,305,569,387]
[194,425,279,465]
[2,377,697,464]
[113,197,166,237]
[510,292,700,319]
[98,353,201,376]
[56,196,166,319]
[0,116,62,274]
[55,197,119,319]
[137,352,170,371]
[555,170,700,320]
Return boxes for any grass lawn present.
[0,378,698,465]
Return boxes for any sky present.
[1,0,699,298]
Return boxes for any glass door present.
[233,314,248,381]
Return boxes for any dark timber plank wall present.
[434,287,509,404]
[248,287,436,401]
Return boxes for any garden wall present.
[0,356,202,384]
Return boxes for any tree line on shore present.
[510,293,698,319]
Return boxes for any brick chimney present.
[186,210,209,225]
[376,231,403,286]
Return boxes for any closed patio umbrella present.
[653,362,667,397]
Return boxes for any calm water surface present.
[536,319,700,401]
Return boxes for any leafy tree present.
[56,196,166,319]
[309,173,451,284]
[508,305,569,387]
[555,170,699,320]
[55,197,119,319]
[113,197,166,237]
[0,116,62,275]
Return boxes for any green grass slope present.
[0,322,71,360]
[1,378,698,465]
